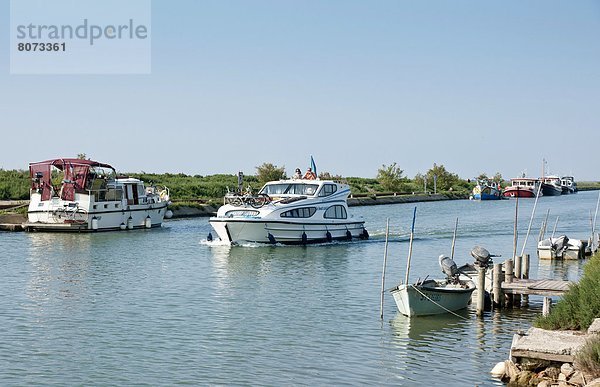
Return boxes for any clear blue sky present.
[1,0,599,180]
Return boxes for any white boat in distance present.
[209,178,368,245]
[26,158,171,232]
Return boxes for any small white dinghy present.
[389,213,476,317]
[390,255,476,317]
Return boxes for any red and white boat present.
[502,177,542,198]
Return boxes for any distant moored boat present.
[471,180,501,200]
[502,177,542,198]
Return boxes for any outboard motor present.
[439,254,458,279]
[470,246,496,268]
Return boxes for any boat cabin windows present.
[280,207,316,218]
[125,183,148,205]
[318,184,337,197]
[260,184,289,195]
[324,205,347,219]
[260,183,320,196]
[225,210,260,218]
[104,184,123,201]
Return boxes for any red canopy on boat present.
[29,158,116,201]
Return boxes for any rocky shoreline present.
[491,320,600,386]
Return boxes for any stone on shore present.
[511,327,587,363]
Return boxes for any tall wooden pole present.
[404,207,417,285]
[450,217,458,260]
[551,216,559,238]
[513,195,519,261]
[380,218,390,320]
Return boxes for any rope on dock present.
[409,284,469,320]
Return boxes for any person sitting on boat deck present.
[303,167,316,180]
[293,168,302,179]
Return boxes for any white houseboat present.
[26,158,171,232]
[209,179,368,245]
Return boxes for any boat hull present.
[472,192,501,200]
[472,185,501,200]
[209,218,367,244]
[502,187,536,198]
[390,282,476,317]
[542,184,562,196]
[27,193,168,232]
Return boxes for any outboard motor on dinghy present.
[470,246,497,268]
[439,254,459,281]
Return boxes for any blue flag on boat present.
[310,156,317,177]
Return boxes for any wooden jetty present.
[474,254,574,317]
[0,213,26,232]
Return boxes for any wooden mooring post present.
[493,263,503,309]
[504,259,514,307]
[476,266,486,317]
[543,297,552,316]
[514,255,522,306]
[522,254,530,305]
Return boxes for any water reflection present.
[26,233,95,307]
[537,257,586,281]
[390,310,470,341]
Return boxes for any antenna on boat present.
[450,217,458,261]
[380,218,390,320]
[404,207,417,285]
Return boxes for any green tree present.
[77,153,89,160]
[255,163,286,184]
[476,173,489,182]
[492,172,504,185]
[414,172,426,193]
[377,162,403,192]
[425,163,459,191]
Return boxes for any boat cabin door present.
[125,184,140,205]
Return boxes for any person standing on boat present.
[293,168,302,179]
[303,167,316,180]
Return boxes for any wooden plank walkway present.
[502,278,573,297]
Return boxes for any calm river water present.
[1,191,598,386]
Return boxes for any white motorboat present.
[209,178,368,245]
[538,235,584,260]
[390,255,476,317]
[26,158,171,232]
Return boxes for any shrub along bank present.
[534,251,600,377]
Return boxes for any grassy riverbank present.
[535,252,600,331]
[2,168,598,202]
[0,169,473,201]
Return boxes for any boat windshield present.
[260,183,320,196]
